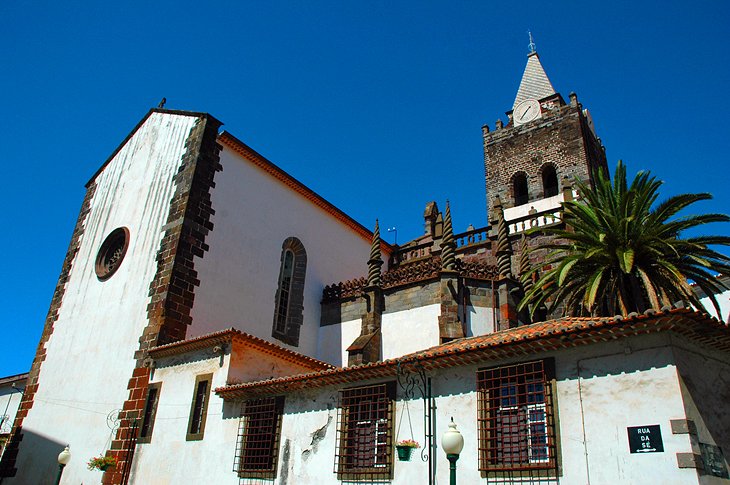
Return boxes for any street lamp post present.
[441,417,464,485]
[55,446,71,485]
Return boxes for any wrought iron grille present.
[334,382,395,480]
[233,397,284,480]
[138,383,161,443]
[477,360,558,474]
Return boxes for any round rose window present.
[95,227,130,281]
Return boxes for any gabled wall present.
[190,142,373,357]
[6,112,201,485]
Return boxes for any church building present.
[1,49,728,485]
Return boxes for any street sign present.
[627,425,664,453]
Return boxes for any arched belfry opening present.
[542,165,559,198]
[513,173,529,206]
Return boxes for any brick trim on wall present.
[0,182,98,478]
[102,114,222,485]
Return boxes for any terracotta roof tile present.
[148,328,334,372]
[215,308,729,400]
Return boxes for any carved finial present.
[367,220,383,287]
[158,97,166,108]
[562,175,574,202]
[441,201,456,271]
[528,31,537,54]
[519,235,533,294]
[496,205,512,278]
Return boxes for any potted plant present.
[87,454,117,471]
[395,439,420,461]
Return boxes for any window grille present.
[138,382,161,443]
[233,396,284,479]
[186,373,212,441]
[334,382,394,480]
[477,360,558,475]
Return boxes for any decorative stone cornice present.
[322,258,499,304]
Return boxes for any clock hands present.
[520,106,532,120]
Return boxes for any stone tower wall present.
[483,101,607,222]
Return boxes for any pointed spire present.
[367,220,383,287]
[495,201,512,278]
[441,201,456,271]
[513,42,556,110]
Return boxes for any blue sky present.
[2,1,729,376]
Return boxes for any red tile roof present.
[148,328,334,372]
[0,373,29,387]
[215,308,729,399]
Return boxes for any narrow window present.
[335,383,394,480]
[542,165,559,198]
[514,173,529,206]
[274,250,295,334]
[234,396,284,479]
[138,382,161,443]
[477,360,558,476]
[187,373,213,441]
[272,238,307,346]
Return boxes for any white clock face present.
[514,99,541,125]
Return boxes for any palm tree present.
[520,161,730,318]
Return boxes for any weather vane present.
[387,226,398,245]
[528,31,536,54]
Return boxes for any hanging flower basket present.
[396,439,420,462]
[87,454,117,471]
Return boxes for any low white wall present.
[130,352,239,485]
[261,334,704,484]
[560,338,698,485]
[673,341,730,484]
[382,305,441,359]
[317,304,443,367]
[464,304,496,337]
[317,318,361,367]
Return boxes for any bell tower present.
[482,44,608,225]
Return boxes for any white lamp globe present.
[57,446,71,465]
[441,418,464,455]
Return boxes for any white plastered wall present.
[382,305,441,359]
[465,304,496,337]
[130,352,238,485]
[317,304,444,367]
[10,112,198,485]
[316,318,360,367]
[190,145,372,359]
[246,334,704,484]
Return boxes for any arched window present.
[272,237,307,346]
[513,173,529,206]
[542,165,559,198]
